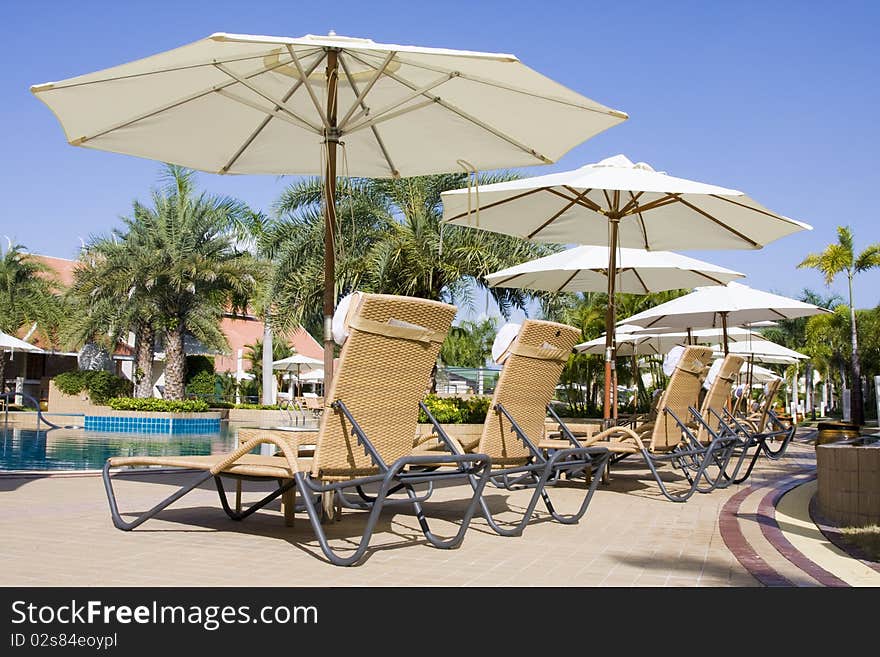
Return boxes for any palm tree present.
[244,338,293,400]
[121,166,265,400]
[0,242,61,390]
[66,235,160,398]
[262,174,555,338]
[440,318,498,368]
[799,226,880,424]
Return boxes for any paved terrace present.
[1,428,877,587]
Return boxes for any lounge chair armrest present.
[413,433,439,447]
[211,436,301,476]
[581,425,647,451]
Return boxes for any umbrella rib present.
[343,96,440,135]
[488,273,523,288]
[560,186,605,212]
[345,51,553,164]
[632,268,650,294]
[337,50,397,128]
[31,49,323,91]
[68,56,313,145]
[285,45,329,129]
[670,195,760,248]
[366,52,628,118]
[623,194,678,215]
[220,51,328,174]
[556,269,581,293]
[338,56,399,177]
[627,191,650,250]
[444,187,545,223]
[692,270,729,286]
[708,194,802,226]
[527,188,595,239]
[213,62,324,133]
[213,89,318,133]
[618,191,644,216]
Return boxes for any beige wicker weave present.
[696,355,744,444]
[102,293,491,566]
[570,345,738,502]
[420,319,610,536]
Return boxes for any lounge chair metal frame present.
[423,400,610,537]
[102,293,492,567]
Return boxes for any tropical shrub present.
[53,370,132,405]
[417,395,490,424]
[108,397,209,412]
[186,370,217,397]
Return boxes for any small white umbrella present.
[300,369,325,381]
[273,354,323,397]
[576,325,759,356]
[485,245,744,293]
[0,331,44,353]
[619,282,829,354]
[32,31,627,391]
[442,154,811,419]
[745,363,782,384]
[711,338,808,365]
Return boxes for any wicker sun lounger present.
[103,294,491,566]
[714,377,797,483]
[575,346,739,502]
[418,319,610,537]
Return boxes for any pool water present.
[0,425,242,471]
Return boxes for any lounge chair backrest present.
[752,378,782,432]
[697,355,744,444]
[311,294,456,479]
[477,319,581,465]
[650,345,714,451]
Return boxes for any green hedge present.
[186,370,217,397]
[233,403,281,410]
[53,370,132,405]
[107,397,210,413]
[418,395,490,424]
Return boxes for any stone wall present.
[47,381,105,414]
[816,442,880,527]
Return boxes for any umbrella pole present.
[687,327,693,346]
[604,216,621,422]
[323,49,340,394]
[721,312,729,355]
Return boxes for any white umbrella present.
[0,331,44,353]
[442,154,811,418]
[273,353,323,397]
[745,363,782,384]
[31,31,627,390]
[711,338,808,365]
[619,281,829,353]
[300,369,325,382]
[576,325,760,356]
[485,245,744,293]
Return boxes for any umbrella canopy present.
[300,369,325,382]
[485,245,744,294]
[32,31,627,392]
[745,363,782,384]
[711,338,808,365]
[442,154,810,418]
[619,281,830,354]
[272,354,323,372]
[575,325,759,356]
[0,331,44,353]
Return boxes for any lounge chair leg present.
[320,491,338,523]
[103,462,213,531]
[282,489,296,527]
[235,480,242,514]
[215,476,296,522]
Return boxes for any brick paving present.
[0,429,865,587]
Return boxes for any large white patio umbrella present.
[620,281,829,354]
[485,244,744,293]
[31,31,627,392]
[442,154,811,418]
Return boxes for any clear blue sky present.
[4,0,879,321]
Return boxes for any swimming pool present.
[0,425,243,472]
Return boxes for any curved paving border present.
[757,475,848,586]
[719,462,852,587]
[809,497,880,575]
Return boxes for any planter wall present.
[816,441,880,527]
[47,381,104,414]
[227,408,309,427]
